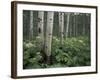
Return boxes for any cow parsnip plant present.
[23,36,90,69]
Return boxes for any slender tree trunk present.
[37,11,44,49]
[69,13,73,37]
[85,14,88,35]
[80,13,83,36]
[66,13,70,38]
[70,13,75,37]
[75,13,79,36]
[59,12,64,46]
[77,13,80,36]
[86,14,90,35]
[45,11,54,64]
[73,13,76,37]
[82,14,85,35]
[29,11,33,40]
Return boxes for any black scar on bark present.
[38,28,41,33]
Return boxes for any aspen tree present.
[45,11,54,64]
[82,14,86,35]
[69,13,73,37]
[86,14,91,35]
[66,13,70,38]
[37,11,44,49]
[75,13,79,36]
[59,12,64,45]
[29,11,33,40]
[73,13,76,37]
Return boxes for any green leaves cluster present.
[23,40,43,69]
[52,36,90,67]
[23,36,90,69]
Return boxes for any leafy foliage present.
[23,36,90,69]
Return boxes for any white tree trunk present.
[29,11,33,40]
[66,13,70,38]
[38,11,44,48]
[45,11,54,64]
[59,12,64,45]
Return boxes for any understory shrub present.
[23,36,90,69]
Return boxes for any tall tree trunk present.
[45,11,54,64]
[37,11,44,50]
[66,13,70,38]
[79,13,83,36]
[73,13,76,37]
[77,13,80,36]
[86,14,91,35]
[59,12,64,46]
[82,14,85,35]
[29,11,33,40]
[75,13,79,36]
[69,13,73,37]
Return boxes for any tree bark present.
[75,13,79,36]
[69,13,73,37]
[29,11,33,40]
[66,13,70,38]
[82,14,85,35]
[37,11,44,49]
[59,12,64,46]
[45,11,54,64]
[73,13,76,37]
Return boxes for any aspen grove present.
[23,10,91,69]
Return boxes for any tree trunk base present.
[46,55,52,65]
[40,50,52,65]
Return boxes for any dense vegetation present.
[23,36,90,69]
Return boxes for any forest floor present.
[23,36,91,69]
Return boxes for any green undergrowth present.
[23,36,91,69]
